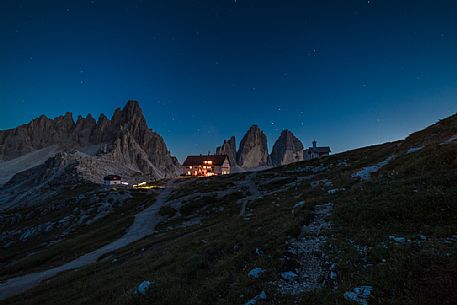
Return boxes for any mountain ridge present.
[0,101,180,209]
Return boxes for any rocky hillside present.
[271,129,304,166]
[1,112,456,305]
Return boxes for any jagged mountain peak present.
[216,136,237,166]
[97,113,109,124]
[119,100,148,132]
[271,129,304,166]
[248,124,261,132]
[237,124,271,168]
[63,111,73,120]
[123,99,142,113]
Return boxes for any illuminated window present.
[203,166,206,169]
[187,171,191,175]
[207,161,213,165]
[189,166,192,169]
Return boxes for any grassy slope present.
[3,114,457,305]
[0,188,156,280]
[330,144,457,305]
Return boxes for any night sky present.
[1,0,457,162]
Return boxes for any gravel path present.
[238,172,261,216]
[0,180,176,300]
[277,202,333,295]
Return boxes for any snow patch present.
[352,156,394,181]
[442,134,457,145]
[406,146,423,154]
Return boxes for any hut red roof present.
[183,155,229,166]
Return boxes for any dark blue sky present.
[1,0,456,162]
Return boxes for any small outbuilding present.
[103,175,122,187]
[304,141,331,160]
[182,155,230,177]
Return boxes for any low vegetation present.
[0,187,156,279]
[3,116,457,305]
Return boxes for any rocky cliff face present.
[0,112,75,160]
[216,136,237,166]
[0,100,180,185]
[237,125,271,168]
[216,127,305,170]
[271,130,304,166]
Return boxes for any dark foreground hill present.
[1,113,457,305]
